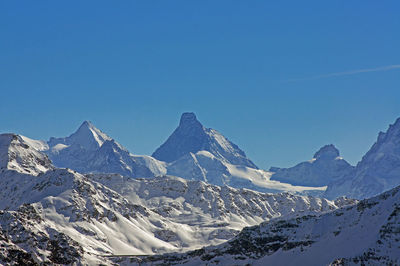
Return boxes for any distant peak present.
[75,121,103,135]
[55,121,112,150]
[80,120,94,128]
[313,144,340,160]
[179,112,200,126]
[152,112,257,168]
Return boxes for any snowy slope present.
[270,144,354,187]
[90,174,348,238]
[0,168,346,264]
[129,184,400,266]
[0,168,179,264]
[0,139,351,264]
[45,121,166,178]
[326,117,400,199]
[167,151,326,195]
[0,133,53,176]
[48,120,112,151]
[0,205,85,265]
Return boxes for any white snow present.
[326,117,400,199]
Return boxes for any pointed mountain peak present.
[48,121,112,151]
[70,121,112,150]
[152,113,257,168]
[80,120,93,128]
[313,144,340,160]
[76,120,98,133]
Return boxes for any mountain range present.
[40,113,400,200]
[132,182,400,265]
[37,113,327,195]
[0,133,351,264]
[1,113,400,265]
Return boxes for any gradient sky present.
[1,1,400,169]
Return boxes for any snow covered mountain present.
[4,118,326,195]
[90,173,349,245]
[325,117,400,199]
[45,121,166,178]
[128,183,400,265]
[0,136,351,264]
[270,144,354,187]
[154,113,326,195]
[153,112,257,168]
[0,133,53,176]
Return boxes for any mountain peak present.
[152,113,257,168]
[313,144,340,160]
[54,121,112,151]
[80,120,93,128]
[179,112,200,126]
[76,120,98,135]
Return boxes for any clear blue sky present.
[1,1,399,169]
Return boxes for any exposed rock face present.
[270,144,353,187]
[0,204,84,265]
[326,118,400,199]
[314,144,340,160]
[152,112,258,168]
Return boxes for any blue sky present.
[1,1,399,168]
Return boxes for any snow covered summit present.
[45,121,166,177]
[48,120,111,152]
[152,112,257,168]
[325,117,400,199]
[269,144,353,187]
